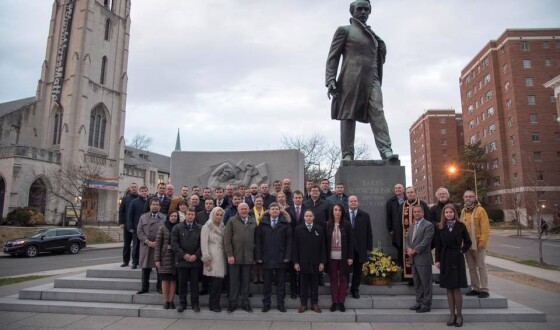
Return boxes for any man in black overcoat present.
[347,195,373,298]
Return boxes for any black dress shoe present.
[211,307,222,312]
[330,303,337,312]
[277,305,286,313]
[339,303,346,312]
[177,305,186,313]
[192,304,200,312]
[163,302,170,310]
[169,301,175,309]
[409,304,421,310]
[351,291,360,299]
[199,290,208,296]
[455,316,463,327]
[416,306,431,313]
[242,305,253,313]
[478,291,489,298]
[136,289,148,294]
[290,293,297,299]
[130,264,137,269]
[227,306,236,313]
[447,315,456,326]
[120,263,129,267]
[262,305,270,312]
[465,290,480,296]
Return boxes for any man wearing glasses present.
[460,191,490,298]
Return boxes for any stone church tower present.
[0,0,131,224]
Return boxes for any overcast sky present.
[1,0,559,185]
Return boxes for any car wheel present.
[25,245,39,258]
[68,242,81,254]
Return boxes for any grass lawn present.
[0,275,50,287]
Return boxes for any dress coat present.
[405,218,435,266]
[292,223,327,274]
[435,221,472,289]
[171,221,202,268]
[255,214,292,269]
[325,220,353,274]
[286,204,307,230]
[127,197,147,232]
[200,220,227,278]
[349,209,373,263]
[326,17,386,123]
[136,212,165,269]
[303,198,329,229]
[154,224,176,275]
[223,214,257,265]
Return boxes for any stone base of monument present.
[0,263,544,322]
[335,159,405,260]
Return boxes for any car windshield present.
[26,229,49,238]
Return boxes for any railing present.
[0,145,61,164]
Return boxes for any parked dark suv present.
[3,228,87,257]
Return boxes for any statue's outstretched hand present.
[327,81,339,100]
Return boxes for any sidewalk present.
[491,228,560,241]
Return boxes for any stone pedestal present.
[335,159,405,259]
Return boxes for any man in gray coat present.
[326,0,395,161]
[406,205,435,313]
[223,202,256,313]
[136,197,165,294]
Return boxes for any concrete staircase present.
[0,263,546,322]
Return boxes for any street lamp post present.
[448,166,478,200]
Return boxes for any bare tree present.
[46,160,103,227]
[281,133,370,182]
[126,133,153,151]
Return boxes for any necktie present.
[307,224,312,232]
[159,195,163,202]
[412,221,419,241]
[351,211,356,229]
[296,206,300,219]
[272,219,277,228]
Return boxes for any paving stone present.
[102,317,176,330]
[5,312,87,328]
[63,315,124,329]
[0,311,38,326]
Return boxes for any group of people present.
[118,179,373,314]
[118,179,490,326]
[386,184,490,327]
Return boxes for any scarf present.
[164,219,178,244]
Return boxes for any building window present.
[466,90,472,99]
[469,135,476,144]
[149,171,156,184]
[557,40,560,48]
[490,141,497,151]
[506,99,512,109]
[51,107,63,145]
[88,105,107,149]
[104,0,112,9]
[533,151,542,161]
[104,19,111,41]
[482,112,487,121]
[508,117,513,127]
[482,128,487,137]
[491,159,499,169]
[536,171,544,181]
[111,0,117,11]
[441,139,447,145]
[502,64,508,73]
[439,117,446,124]
[545,59,551,67]
[484,74,491,84]
[531,132,540,142]
[158,174,165,183]
[494,176,501,186]
[468,105,474,113]
[100,56,107,85]
[543,41,549,49]
[529,113,538,123]
[469,120,475,129]
[505,81,510,91]
[442,149,447,156]
[523,59,532,69]
[482,57,489,67]
[440,128,446,135]
[513,173,519,183]
[489,124,496,134]
[512,154,517,164]
[510,135,515,145]
[521,41,529,51]
[528,95,536,105]
[525,77,533,87]
[485,90,493,100]
[488,107,495,117]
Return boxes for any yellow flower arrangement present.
[362,248,400,280]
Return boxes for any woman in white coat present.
[201,207,227,312]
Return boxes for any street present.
[0,247,121,278]
[488,234,560,266]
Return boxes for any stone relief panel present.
[199,159,269,189]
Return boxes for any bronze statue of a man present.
[326,0,396,161]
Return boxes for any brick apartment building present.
[459,29,560,226]
[409,110,464,205]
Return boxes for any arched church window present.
[100,56,107,85]
[88,106,107,149]
[104,19,111,41]
[52,107,63,145]
[29,178,47,215]
[104,0,112,9]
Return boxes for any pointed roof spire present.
[174,128,181,151]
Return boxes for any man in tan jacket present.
[460,190,490,298]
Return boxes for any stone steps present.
[0,263,546,323]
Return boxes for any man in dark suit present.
[118,182,138,267]
[347,195,372,298]
[293,210,326,313]
[286,190,306,298]
[126,186,148,269]
[386,183,405,267]
[303,185,329,285]
[406,206,435,313]
[214,187,228,209]
[195,199,214,225]
[260,183,277,209]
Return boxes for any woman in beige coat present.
[201,207,227,312]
